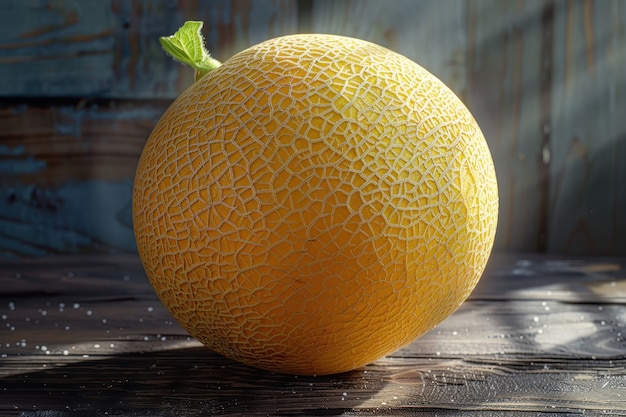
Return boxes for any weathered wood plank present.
[1,255,626,415]
[548,0,626,255]
[464,0,549,253]
[0,100,165,256]
[2,348,624,416]
[0,100,162,186]
[465,0,626,255]
[0,0,299,99]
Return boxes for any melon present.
[132,22,498,375]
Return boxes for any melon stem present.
[159,21,222,82]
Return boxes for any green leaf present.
[159,21,222,81]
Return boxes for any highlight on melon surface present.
[132,21,498,376]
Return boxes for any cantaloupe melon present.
[132,22,498,375]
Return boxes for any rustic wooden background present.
[1,0,625,258]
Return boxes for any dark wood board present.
[1,253,626,415]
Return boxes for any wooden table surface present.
[1,253,625,416]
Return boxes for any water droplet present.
[9,302,16,310]
[533,316,539,322]
[94,344,101,349]
[62,350,69,356]
[452,331,458,336]
[73,303,80,310]
[86,310,93,316]
[147,306,154,312]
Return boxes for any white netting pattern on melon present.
[133,34,498,375]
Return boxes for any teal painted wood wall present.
[1,0,625,257]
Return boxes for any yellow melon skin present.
[132,34,498,375]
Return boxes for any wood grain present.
[1,254,626,415]
[463,0,626,255]
[0,100,163,186]
[548,0,626,255]
[0,100,167,257]
[0,0,298,99]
